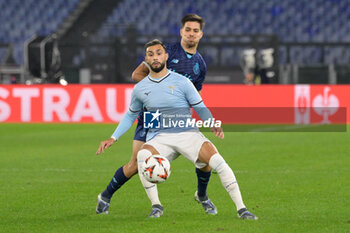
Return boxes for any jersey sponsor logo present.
[171,59,179,64]
[193,62,200,75]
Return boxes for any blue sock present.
[101,166,129,200]
[196,168,211,199]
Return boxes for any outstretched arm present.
[96,110,139,154]
[131,62,150,82]
[97,86,142,154]
[192,102,224,139]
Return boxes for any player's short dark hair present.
[144,39,167,52]
[181,14,205,30]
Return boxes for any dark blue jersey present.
[166,42,207,91]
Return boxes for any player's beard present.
[150,62,165,73]
[184,40,197,49]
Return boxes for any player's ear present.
[198,30,203,40]
[165,52,169,61]
[180,27,184,37]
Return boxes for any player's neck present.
[181,41,197,54]
[149,68,168,79]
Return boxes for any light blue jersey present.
[111,70,213,141]
[130,70,201,111]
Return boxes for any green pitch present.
[0,124,349,233]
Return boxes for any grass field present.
[0,123,349,233]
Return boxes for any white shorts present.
[145,131,210,169]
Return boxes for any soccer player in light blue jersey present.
[96,14,218,216]
[96,39,257,220]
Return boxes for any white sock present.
[137,149,161,206]
[209,153,246,211]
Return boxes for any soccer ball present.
[142,155,171,183]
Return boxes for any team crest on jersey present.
[168,85,176,94]
[193,62,199,75]
[171,59,179,64]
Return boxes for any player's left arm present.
[183,79,224,139]
[193,102,224,139]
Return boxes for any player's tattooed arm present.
[131,62,150,82]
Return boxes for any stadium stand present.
[95,0,349,65]
[0,0,349,83]
[97,0,346,42]
[1,0,348,65]
[0,48,7,64]
[0,0,80,64]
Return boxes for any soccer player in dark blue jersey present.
[96,14,216,217]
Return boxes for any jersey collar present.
[148,70,171,83]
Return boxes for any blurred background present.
[1,0,350,85]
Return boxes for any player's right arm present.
[96,88,142,154]
[96,110,139,154]
[131,62,150,82]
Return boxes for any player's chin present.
[185,40,197,47]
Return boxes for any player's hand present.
[211,127,224,139]
[96,138,115,155]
